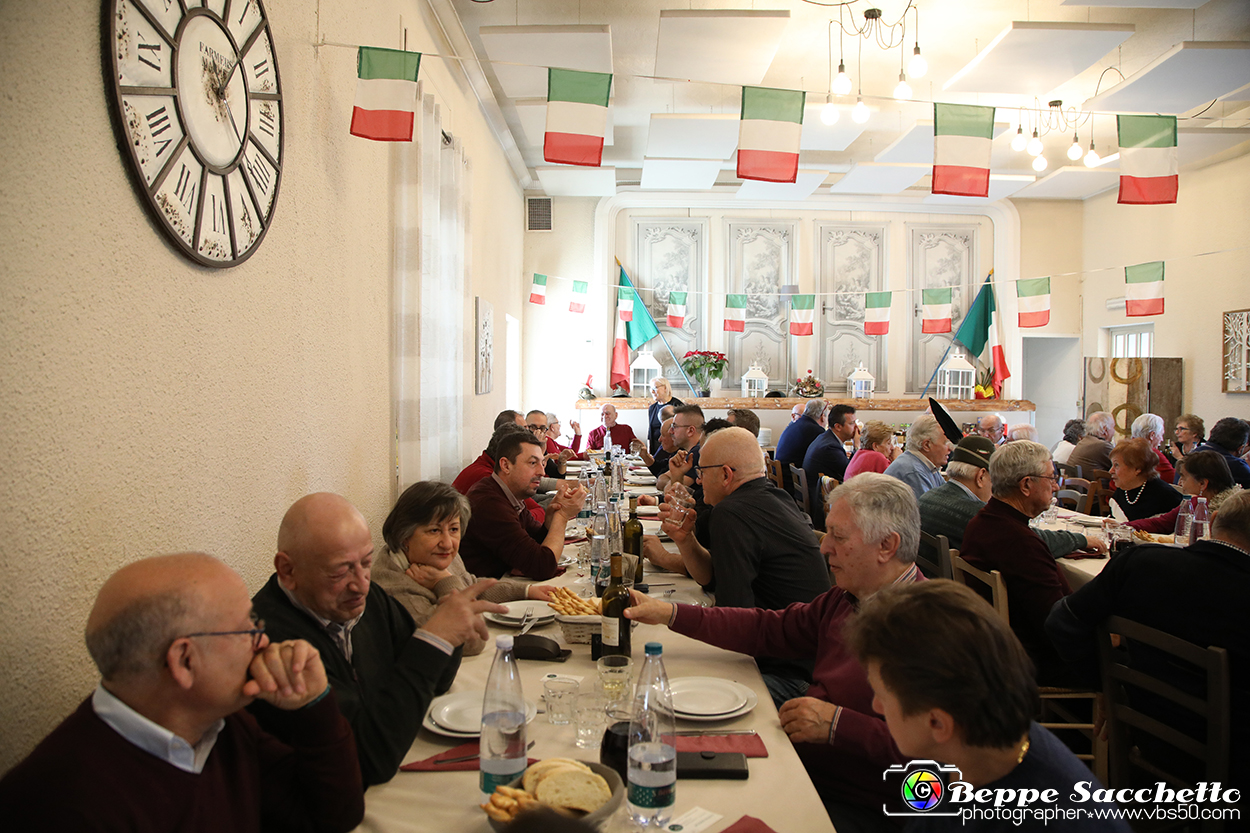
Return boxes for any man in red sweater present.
[453,422,547,525]
[0,553,364,832]
[586,402,638,450]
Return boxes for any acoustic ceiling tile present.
[735,171,829,200]
[1060,0,1210,8]
[640,159,723,190]
[1083,42,1250,115]
[921,175,1037,204]
[1010,166,1120,199]
[479,25,613,100]
[1177,127,1250,166]
[800,105,867,151]
[943,22,1136,96]
[653,10,790,87]
[875,121,1011,164]
[536,166,617,197]
[644,114,739,160]
[828,164,930,194]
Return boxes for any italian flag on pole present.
[864,291,891,335]
[932,103,995,197]
[569,281,588,313]
[1017,277,1051,327]
[544,68,612,167]
[666,292,688,327]
[737,87,805,183]
[529,274,548,305]
[350,47,422,142]
[922,288,953,334]
[1125,261,1165,316]
[724,295,747,332]
[1118,115,1178,205]
[617,286,634,321]
[789,295,815,336]
[954,274,1011,398]
[610,264,660,390]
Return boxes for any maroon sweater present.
[460,475,560,580]
[0,692,363,832]
[587,423,637,450]
[452,451,545,524]
[670,565,923,811]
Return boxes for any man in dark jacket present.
[774,399,827,492]
[1189,416,1250,488]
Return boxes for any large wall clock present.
[105,0,284,267]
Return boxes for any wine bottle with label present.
[624,496,644,584]
[600,553,632,657]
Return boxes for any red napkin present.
[400,741,539,772]
[1064,550,1108,560]
[673,733,768,758]
[722,816,778,833]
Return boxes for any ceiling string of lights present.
[1007,67,1128,171]
[817,1,926,126]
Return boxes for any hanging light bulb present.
[894,72,911,100]
[1032,154,1049,173]
[1026,130,1043,157]
[1010,126,1027,153]
[821,98,839,125]
[908,45,928,79]
[1067,132,1083,161]
[852,97,870,124]
[832,61,852,96]
[1084,141,1101,168]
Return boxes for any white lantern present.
[630,349,662,394]
[846,363,875,400]
[937,353,976,400]
[742,362,769,398]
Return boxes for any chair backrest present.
[917,531,954,580]
[1055,489,1082,511]
[1089,469,1114,486]
[1097,615,1231,802]
[1084,480,1112,516]
[765,458,785,490]
[951,555,1009,624]
[1056,461,1083,479]
[1063,477,1091,494]
[789,464,811,516]
[819,475,840,517]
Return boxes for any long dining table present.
[354,475,836,833]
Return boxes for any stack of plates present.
[423,691,539,738]
[483,600,556,628]
[668,677,758,722]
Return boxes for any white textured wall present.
[0,0,522,770]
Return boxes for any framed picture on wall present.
[1224,308,1250,393]
[476,297,493,395]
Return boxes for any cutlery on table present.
[433,740,536,765]
[675,730,758,736]
[517,608,536,635]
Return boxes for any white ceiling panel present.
[1060,0,1210,7]
[875,121,1011,164]
[640,159,724,190]
[800,106,867,151]
[1011,166,1120,199]
[645,114,739,159]
[736,171,829,200]
[479,25,613,99]
[536,166,618,197]
[943,22,1135,96]
[828,164,929,194]
[1084,42,1250,115]
[1177,127,1250,166]
[653,10,790,87]
[922,175,1037,204]
[515,100,614,148]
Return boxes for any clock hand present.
[217,55,243,98]
[223,94,243,144]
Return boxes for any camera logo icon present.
[901,768,945,811]
[883,760,963,817]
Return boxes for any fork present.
[434,739,536,765]
[516,608,536,635]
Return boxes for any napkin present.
[1109,499,1129,523]
[674,733,768,758]
[1063,550,1108,561]
[721,816,778,833]
[400,741,540,772]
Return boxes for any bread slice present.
[521,759,588,793]
[534,768,612,814]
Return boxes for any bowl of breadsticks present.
[481,758,623,829]
[547,586,603,644]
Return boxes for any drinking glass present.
[543,677,579,725]
[598,655,633,705]
[600,704,636,783]
[620,554,638,590]
[574,693,608,750]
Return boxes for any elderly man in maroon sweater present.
[0,553,364,832]
[627,473,923,832]
[460,428,587,580]
[960,440,1075,686]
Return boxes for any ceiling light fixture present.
[1010,126,1027,153]
[851,37,870,124]
[1067,133,1083,161]
[811,2,922,106]
[821,96,840,125]
[894,71,911,100]
[1026,130,1043,157]
[907,6,927,79]
[1032,154,1049,173]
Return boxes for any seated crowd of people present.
[1,387,1246,832]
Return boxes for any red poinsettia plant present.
[680,350,728,392]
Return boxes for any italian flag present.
[932,103,995,198]
[954,274,1011,398]
[1017,277,1051,328]
[737,87,805,183]
[1118,115,1178,205]
[864,291,891,335]
[1125,261,1165,316]
[921,288,953,334]
[350,47,422,142]
[617,287,634,321]
[529,274,548,305]
[610,264,660,390]
[724,295,747,332]
[544,68,612,167]
[666,292,687,327]
[789,295,815,336]
[569,280,588,313]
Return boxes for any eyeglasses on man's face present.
[181,614,266,651]
[693,462,736,473]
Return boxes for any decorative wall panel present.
[815,223,887,392]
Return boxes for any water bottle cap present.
[645,642,662,655]
[496,635,514,650]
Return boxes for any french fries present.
[547,586,600,616]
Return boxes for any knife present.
[517,608,536,635]
[434,739,536,765]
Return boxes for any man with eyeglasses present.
[0,552,365,831]
[659,404,706,493]
[959,441,1077,686]
[251,493,508,787]
[526,409,577,478]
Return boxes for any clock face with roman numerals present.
[106,0,283,267]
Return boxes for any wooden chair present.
[789,464,811,517]
[1055,462,1083,479]
[1063,477,1091,495]
[819,475,840,518]
[1098,616,1230,824]
[765,458,785,491]
[952,555,1009,624]
[917,531,954,580]
[1055,489,1082,511]
[1085,480,1113,517]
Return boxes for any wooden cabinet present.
[1083,358,1183,440]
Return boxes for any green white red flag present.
[529,274,547,305]
[1016,277,1051,327]
[666,292,687,327]
[350,47,422,142]
[569,280,588,313]
[617,286,634,321]
[724,295,747,332]
[737,87,805,183]
[789,295,815,336]
[954,274,1011,398]
[864,291,891,335]
[921,288,953,334]
[544,68,612,167]
[1118,115,1178,205]
[931,103,995,197]
[610,264,660,390]
[1125,262,1165,316]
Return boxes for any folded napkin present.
[674,733,768,758]
[722,816,778,833]
[1063,550,1108,561]
[400,741,540,772]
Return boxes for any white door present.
[1022,336,1082,450]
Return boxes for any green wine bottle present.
[624,496,644,584]
[600,553,632,657]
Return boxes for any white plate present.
[669,677,748,716]
[484,600,555,627]
[424,692,539,737]
[668,678,758,722]
[627,476,657,486]
[651,590,710,607]
[636,505,660,517]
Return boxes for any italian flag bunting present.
[1125,262,1165,316]
[724,295,747,332]
[617,286,634,321]
[569,281,588,313]
[932,103,995,198]
[666,292,688,327]
[528,274,548,305]
[789,295,815,336]
[1118,115,1178,205]
[737,87,805,183]
[544,68,612,167]
[1017,277,1051,327]
[350,47,422,142]
[954,274,1011,398]
[610,264,660,390]
[921,288,953,334]
[864,292,891,335]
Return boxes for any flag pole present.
[613,258,697,395]
[919,341,953,400]
[654,328,698,395]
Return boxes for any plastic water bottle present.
[1190,497,1209,544]
[480,635,527,801]
[1173,498,1193,545]
[590,503,609,589]
[598,498,622,597]
[628,642,676,828]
